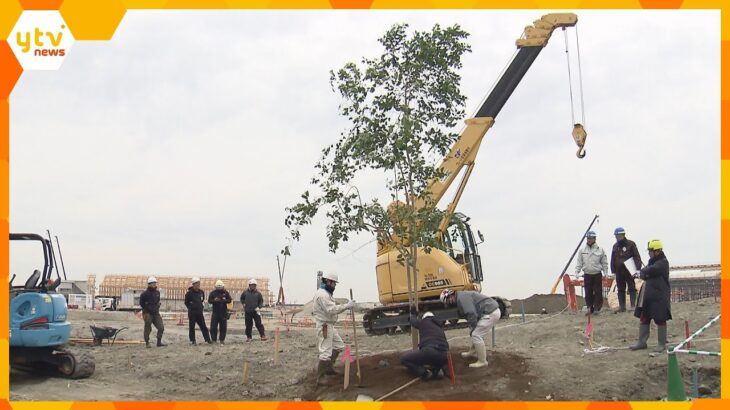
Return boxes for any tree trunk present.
[410,244,419,350]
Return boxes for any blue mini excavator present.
[9,233,94,378]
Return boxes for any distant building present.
[56,280,89,300]
[669,264,720,302]
[96,274,272,311]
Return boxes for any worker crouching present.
[312,272,355,385]
[400,311,450,380]
[441,289,500,368]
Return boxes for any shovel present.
[356,377,421,402]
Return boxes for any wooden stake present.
[343,359,351,390]
[273,327,280,365]
[349,289,362,385]
[242,361,249,384]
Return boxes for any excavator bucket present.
[572,123,587,158]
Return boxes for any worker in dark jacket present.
[139,276,166,348]
[184,277,211,345]
[240,278,267,341]
[630,239,672,352]
[611,227,643,312]
[400,311,450,380]
[208,280,232,344]
[440,289,500,368]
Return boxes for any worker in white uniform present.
[312,272,355,385]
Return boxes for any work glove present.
[344,300,356,309]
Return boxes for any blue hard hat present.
[585,230,597,238]
[614,227,626,235]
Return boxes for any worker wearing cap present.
[440,289,500,368]
[240,278,267,341]
[400,311,450,380]
[575,231,609,315]
[610,227,642,312]
[208,280,232,344]
[312,272,355,385]
[184,277,211,345]
[139,276,166,348]
[630,239,672,352]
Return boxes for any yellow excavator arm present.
[416,13,586,241]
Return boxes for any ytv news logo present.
[8,11,75,70]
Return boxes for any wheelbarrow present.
[89,325,128,346]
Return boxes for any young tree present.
[285,23,471,346]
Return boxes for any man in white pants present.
[312,272,355,385]
[440,289,501,368]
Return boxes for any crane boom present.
[410,13,584,238]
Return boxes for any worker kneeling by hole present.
[400,311,450,380]
[441,289,501,368]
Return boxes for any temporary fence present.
[666,314,721,401]
[562,274,614,311]
[669,278,720,303]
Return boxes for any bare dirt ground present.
[10,297,720,402]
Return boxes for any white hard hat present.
[147,276,157,284]
[422,312,435,319]
[191,277,200,284]
[248,278,257,285]
[215,280,224,289]
[322,272,339,283]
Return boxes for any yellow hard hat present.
[215,280,225,289]
[647,239,663,251]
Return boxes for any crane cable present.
[563,25,588,158]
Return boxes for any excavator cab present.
[442,214,484,284]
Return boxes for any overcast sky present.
[9,10,720,304]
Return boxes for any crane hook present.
[572,123,587,159]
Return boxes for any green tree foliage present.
[285,23,471,276]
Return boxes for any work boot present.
[420,369,434,381]
[616,291,627,313]
[469,342,488,368]
[145,340,151,349]
[460,345,476,359]
[629,291,637,308]
[157,338,167,347]
[629,324,650,350]
[326,350,341,375]
[653,325,668,353]
[315,360,330,386]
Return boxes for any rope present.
[446,303,572,344]
[673,349,720,356]
[672,314,721,353]
[574,25,586,126]
[563,28,576,126]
